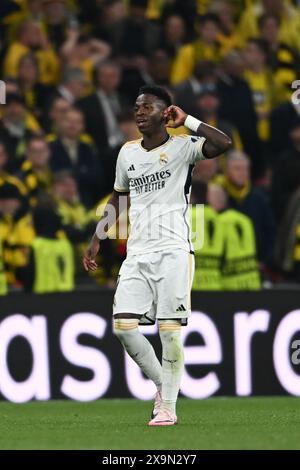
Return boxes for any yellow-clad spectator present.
[238,0,300,52]
[53,171,95,230]
[1,0,44,41]
[42,0,76,51]
[3,20,60,85]
[197,0,214,14]
[17,53,54,119]
[160,14,190,83]
[18,136,53,206]
[0,142,27,196]
[243,38,280,142]
[0,93,41,170]
[45,105,93,146]
[258,12,300,103]
[171,13,223,85]
[51,171,120,285]
[60,31,111,92]
[209,0,242,55]
[0,183,35,288]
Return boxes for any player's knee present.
[158,320,183,354]
[158,320,181,337]
[113,318,139,342]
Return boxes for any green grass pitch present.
[1,397,299,450]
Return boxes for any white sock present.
[158,320,184,415]
[114,318,162,391]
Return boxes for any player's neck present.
[141,130,169,151]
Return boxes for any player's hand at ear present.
[83,235,100,271]
[164,106,187,128]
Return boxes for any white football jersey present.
[114,134,206,256]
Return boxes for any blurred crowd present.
[1,0,300,294]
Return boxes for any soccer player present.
[83,85,231,426]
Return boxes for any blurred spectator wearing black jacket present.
[193,84,243,152]
[217,51,262,178]
[76,60,128,192]
[112,0,160,61]
[111,0,161,102]
[272,120,300,223]
[175,60,217,116]
[76,60,126,153]
[49,108,103,207]
[275,187,300,283]
[270,100,300,159]
[48,67,86,106]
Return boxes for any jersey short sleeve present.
[183,135,206,164]
[114,146,129,193]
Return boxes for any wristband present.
[184,115,202,133]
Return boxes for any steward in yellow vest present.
[191,183,261,290]
[32,237,74,293]
[23,206,75,293]
[192,204,223,290]
[219,209,261,290]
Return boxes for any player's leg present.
[113,313,162,394]
[113,255,163,417]
[148,319,183,426]
[148,250,193,426]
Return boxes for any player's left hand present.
[164,105,187,128]
[83,235,100,271]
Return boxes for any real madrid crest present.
[159,153,168,165]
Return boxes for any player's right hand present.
[164,105,187,128]
[83,235,100,271]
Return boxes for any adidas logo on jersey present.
[128,164,135,171]
[176,304,186,312]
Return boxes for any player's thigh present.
[156,250,194,318]
[113,256,154,316]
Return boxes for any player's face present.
[134,94,166,135]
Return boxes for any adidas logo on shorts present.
[176,304,186,312]
[128,164,135,171]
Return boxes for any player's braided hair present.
[138,85,172,108]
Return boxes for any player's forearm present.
[196,122,232,156]
[94,190,127,240]
[184,115,232,159]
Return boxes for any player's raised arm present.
[164,105,232,159]
[83,189,129,272]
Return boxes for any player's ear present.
[163,108,169,123]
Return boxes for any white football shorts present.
[113,249,195,325]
